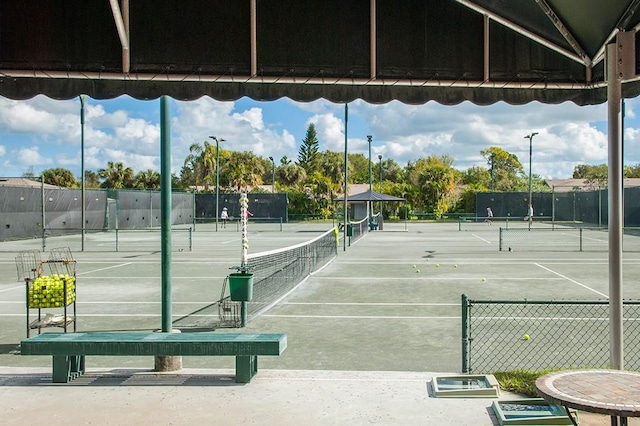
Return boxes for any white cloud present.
[309,113,345,152]
[0,145,6,156]
[14,146,53,167]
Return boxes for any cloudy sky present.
[0,93,636,180]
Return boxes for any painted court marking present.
[76,262,132,276]
[535,263,608,298]
[471,234,492,244]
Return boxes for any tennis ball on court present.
[481,277,486,282]
[415,269,420,273]
[454,264,458,268]
[435,264,440,267]
[412,264,417,268]
[522,334,530,341]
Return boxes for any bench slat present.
[21,332,287,357]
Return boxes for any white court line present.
[262,314,460,319]
[535,263,608,298]
[0,285,23,294]
[77,262,132,276]
[282,302,458,306]
[471,234,492,244]
[312,276,563,281]
[78,276,226,279]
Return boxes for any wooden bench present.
[20,331,287,383]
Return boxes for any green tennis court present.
[1,221,636,373]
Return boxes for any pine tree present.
[297,123,320,175]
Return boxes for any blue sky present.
[0,94,636,180]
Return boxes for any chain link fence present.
[461,295,640,373]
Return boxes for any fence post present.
[458,217,462,232]
[115,228,119,252]
[462,294,470,373]
[189,227,193,251]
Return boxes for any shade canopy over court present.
[1,0,640,105]
[2,0,637,370]
[345,190,406,203]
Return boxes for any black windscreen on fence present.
[477,187,640,227]
[195,193,288,222]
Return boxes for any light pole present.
[524,132,538,211]
[209,136,225,231]
[378,154,383,214]
[367,135,372,222]
[269,156,275,194]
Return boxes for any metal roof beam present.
[0,69,606,90]
[455,0,587,67]
[534,0,591,67]
[109,0,130,74]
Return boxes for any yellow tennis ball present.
[435,264,440,267]
[454,264,458,268]
[481,277,486,282]
[415,269,420,273]
[522,334,530,341]
[412,264,417,268]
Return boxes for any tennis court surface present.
[0,221,633,425]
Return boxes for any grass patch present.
[493,369,560,397]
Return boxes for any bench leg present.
[235,355,258,383]
[52,355,85,383]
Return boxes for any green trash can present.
[346,224,353,237]
[228,273,254,301]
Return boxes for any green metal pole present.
[367,135,372,223]
[160,96,172,333]
[343,104,348,251]
[378,154,382,215]
[216,139,220,232]
[79,95,86,251]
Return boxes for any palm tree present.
[183,142,204,190]
[135,169,161,190]
[98,161,135,188]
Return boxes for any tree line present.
[24,124,630,218]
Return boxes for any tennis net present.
[498,226,640,252]
[175,227,339,329]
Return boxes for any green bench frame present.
[21,331,287,383]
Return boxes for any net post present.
[115,228,119,252]
[499,228,503,251]
[461,294,470,373]
[458,217,462,231]
[280,217,283,232]
[241,301,248,327]
[189,227,193,251]
[580,227,583,251]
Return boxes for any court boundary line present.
[535,263,608,298]
[471,234,492,244]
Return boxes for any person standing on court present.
[527,203,534,225]
[485,207,493,225]
[220,206,229,228]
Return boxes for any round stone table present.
[535,369,640,426]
